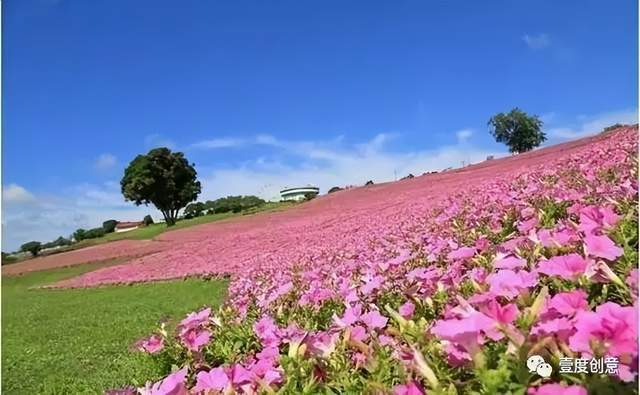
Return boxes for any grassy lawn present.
[2,262,228,394]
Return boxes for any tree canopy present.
[121,148,201,226]
[488,108,546,153]
[20,241,42,257]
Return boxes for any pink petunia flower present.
[493,254,527,270]
[193,367,229,393]
[180,327,211,352]
[253,315,281,347]
[486,269,538,299]
[399,301,415,319]
[584,234,623,261]
[569,302,638,360]
[537,253,588,280]
[361,310,388,329]
[137,334,164,354]
[447,246,476,261]
[527,383,587,395]
[139,367,188,395]
[393,381,426,395]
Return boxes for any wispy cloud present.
[523,33,551,50]
[2,184,36,204]
[94,153,117,170]
[546,108,638,140]
[455,128,474,144]
[190,138,246,149]
[197,132,503,202]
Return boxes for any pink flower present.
[399,301,415,319]
[532,317,574,341]
[527,383,587,395]
[228,364,253,386]
[333,304,362,328]
[584,234,623,260]
[253,315,280,347]
[139,368,188,395]
[447,246,476,260]
[137,334,164,354]
[493,254,527,270]
[180,327,211,352]
[569,302,638,358]
[393,381,425,395]
[480,299,519,325]
[546,290,589,317]
[361,310,388,330]
[193,367,229,393]
[486,269,538,299]
[178,307,210,333]
[431,311,496,353]
[578,205,621,235]
[537,254,588,280]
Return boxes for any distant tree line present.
[184,195,266,218]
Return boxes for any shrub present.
[143,215,154,226]
[365,180,374,186]
[84,227,106,239]
[20,241,42,257]
[73,228,87,242]
[328,186,343,194]
[603,123,624,133]
[1,252,18,265]
[102,220,118,233]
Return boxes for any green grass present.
[2,262,228,394]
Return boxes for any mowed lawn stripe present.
[2,262,227,394]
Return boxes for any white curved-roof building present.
[280,186,319,201]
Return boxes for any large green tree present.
[488,108,546,153]
[20,241,42,257]
[121,148,201,226]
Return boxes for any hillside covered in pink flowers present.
[102,126,637,394]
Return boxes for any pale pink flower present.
[361,310,388,330]
[493,254,527,270]
[139,368,188,395]
[393,381,425,395]
[537,253,588,280]
[486,269,538,299]
[584,234,623,260]
[569,302,638,358]
[527,383,587,395]
[399,301,415,319]
[447,246,476,260]
[137,334,164,354]
[193,367,229,393]
[180,327,211,352]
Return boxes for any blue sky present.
[2,0,638,250]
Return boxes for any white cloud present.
[1,182,162,251]
[198,133,504,202]
[190,138,246,149]
[523,33,551,50]
[546,109,638,140]
[2,184,36,204]
[94,153,117,170]
[455,128,474,143]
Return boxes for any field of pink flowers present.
[105,126,637,394]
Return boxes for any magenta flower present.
[480,299,519,325]
[253,315,280,347]
[569,302,638,358]
[333,304,362,328]
[361,310,388,329]
[527,383,587,395]
[493,254,527,270]
[139,367,188,395]
[537,253,588,280]
[193,367,229,393]
[180,327,211,352]
[393,381,426,395]
[546,290,589,317]
[447,246,476,261]
[431,311,496,353]
[137,334,164,354]
[178,307,210,333]
[532,317,574,341]
[486,269,538,299]
[584,234,623,260]
[578,205,621,234]
[399,301,415,319]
